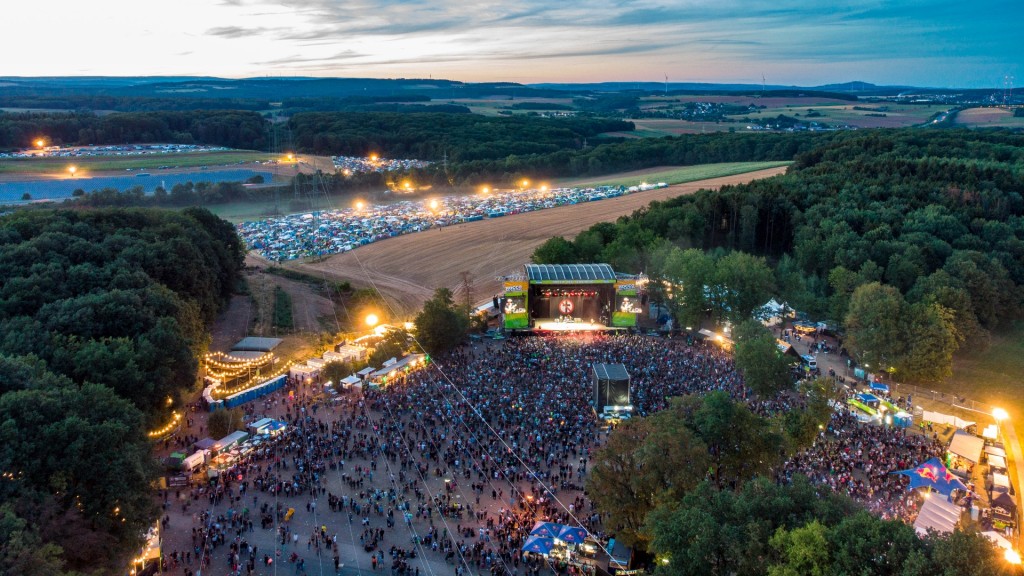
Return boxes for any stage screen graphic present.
[503,281,529,329]
[612,282,640,327]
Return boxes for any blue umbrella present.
[530,521,563,538]
[557,526,588,544]
[521,536,555,555]
[892,457,969,495]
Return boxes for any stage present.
[535,320,607,332]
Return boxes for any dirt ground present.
[209,268,340,361]
[272,166,787,318]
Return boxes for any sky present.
[3,0,1020,87]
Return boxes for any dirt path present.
[272,166,786,318]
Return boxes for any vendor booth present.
[991,492,1017,525]
[948,431,985,464]
[922,410,976,430]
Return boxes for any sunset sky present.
[4,0,1019,87]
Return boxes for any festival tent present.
[521,536,555,555]
[991,492,1017,523]
[922,410,975,430]
[869,382,890,394]
[557,526,588,544]
[913,496,962,536]
[986,445,1007,459]
[989,454,1008,470]
[340,375,361,387]
[983,531,1014,550]
[992,473,1011,494]
[893,458,969,495]
[195,437,216,451]
[529,522,563,538]
[948,431,985,463]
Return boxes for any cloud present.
[254,50,365,66]
[206,26,272,39]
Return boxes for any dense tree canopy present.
[0,110,269,149]
[0,207,244,574]
[534,129,1024,380]
[414,288,469,355]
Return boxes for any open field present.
[618,118,736,136]
[447,97,576,116]
[927,324,1024,419]
[276,165,788,317]
[729,103,950,128]
[955,107,1024,128]
[555,161,791,188]
[0,150,277,175]
[640,95,857,108]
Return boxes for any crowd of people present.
[332,155,432,175]
[237,185,628,261]
[161,333,943,575]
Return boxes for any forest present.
[287,111,633,160]
[533,129,1024,381]
[0,208,244,575]
[0,110,269,150]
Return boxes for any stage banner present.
[612,281,640,327]
[503,281,529,329]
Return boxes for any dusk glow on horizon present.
[2,0,1019,87]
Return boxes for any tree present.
[712,252,775,324]
[321,360,355,388]
[207,407,245,439]
[531,237,578,264]
[587,413,709,549]
[768,521,831,576]
[414,288,468,355]
[661,248,714,330]
[733,320,793,397]
[673,392,784,489]
[844,282,907,373]
[368,328,410,367]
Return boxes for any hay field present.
[955,107,1024,128]
[280,165,788,316]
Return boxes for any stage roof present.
[525,263,616,284]
[593,363,630,382]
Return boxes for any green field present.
[954,107,1024,128]
[928,323,1024,418]
[555,161,791,188]
[0,150,276,175]
[725,104,950,128]
[205,191,355,223]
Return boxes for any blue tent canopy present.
[557,526,588,544]
[522,536,555,555]
[530,522,563,538]
[855,393,880,405]
[893,457,969,495]
[870,382,890,393]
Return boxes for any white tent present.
[992,473,1011,493]
[340,375,361,387]
[922,410,975,430]
[982,531,1013,550]
[985,445,1007,459]
[989,455,1007,469]
[913,496,962,536]
[948,431,985,463]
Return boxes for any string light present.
[146,411,182,438]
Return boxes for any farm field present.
[954,107,1024,128]
[729,103,950,128]
[618,118,736,136]
[446,97,576,116]
[0,150,278,175]
[555,161,791,188]
[281,165,788,316]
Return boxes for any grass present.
[205,192,353,223]
[954,107,1024,128]
[554,161,791,188]
[929,323,1024,418]
[724,104,951,128]
[0,151,276,175]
